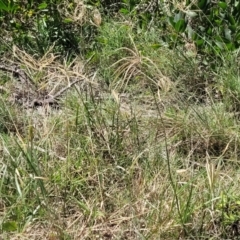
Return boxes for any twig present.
[48,78,84,100]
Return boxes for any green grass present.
[0,6,240,240]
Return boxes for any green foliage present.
[216,192,240,238]
[2,0,239,60]
[93,0,240,58]
[0,0,98,57]
[158,0,240,55]
[2,221,18,232]
[183,0,239,52]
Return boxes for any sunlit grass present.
[0,15,240,240]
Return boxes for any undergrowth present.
[0,1,240,240]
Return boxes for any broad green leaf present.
[214,19,222,26]
[198,0,208,9]
[2,221,17,232]
[195,39,204,46]
[207,28,212,35]
[226,42,235,50]
[215,35,223,41]
[120,8,129,14]
[218,2,228,10]
[38,2,48,10]
[191,32,198,40]
[229,25,236,32]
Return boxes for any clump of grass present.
[161,101,240,166]
[95,20,174,92]
[109,34,172,93]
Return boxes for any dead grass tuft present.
[110,34,172,93]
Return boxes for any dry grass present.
[110,34,172,94]
[1,29,240,240]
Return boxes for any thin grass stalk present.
[150,86,188,235]
[15,140,47,197]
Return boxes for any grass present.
[0,11,240,240]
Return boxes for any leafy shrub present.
[167,0,240,54]
[88,0,240,57]
[0,0,99,56]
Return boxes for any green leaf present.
[218,2,228,10]
[198,0,208,9]
[38,2,48,10]
[207,27,212,35]
[0,0,17,12]
[226,43,235,50]
[150,44,161,49]
[0,0,10,11]
[195,39,204,46]
[186,25,194,39]
[191,32,198,40]
[229,25,236,32]
[214,19,222,26]
[2,221,18,232]
[227,14,236,25]
[63,18,73,23]
[168,16,175,27]
[174,19,187,33]
[215,35,223,41]
[120,8,129,14]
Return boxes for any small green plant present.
[215,193,240,238]
[217,193,240,225]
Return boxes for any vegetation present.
[0,0,240,239]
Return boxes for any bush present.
[0,0,99,57]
